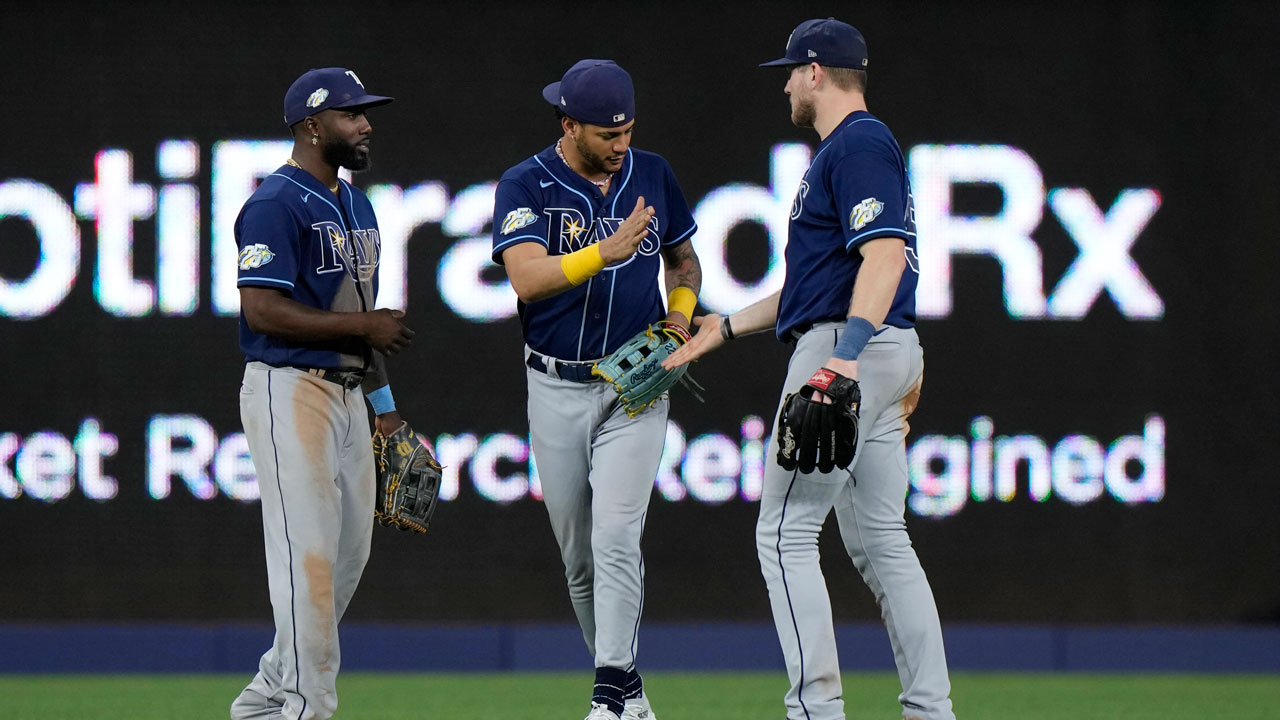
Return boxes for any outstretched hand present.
[661,313,725,369]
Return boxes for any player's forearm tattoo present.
[663,240,702,295]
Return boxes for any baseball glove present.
[371,421,443,533]
[776,367,861,474]
[593,321,698,418]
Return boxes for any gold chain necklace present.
[555,139,612,188]
[286,158,340,193]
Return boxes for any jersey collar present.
[538,142,632,199]
[820,109,875,149]
[279,163,348,196]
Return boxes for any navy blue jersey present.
[776,111,919,340]
[492,146,697,360]
[235,164,381,368]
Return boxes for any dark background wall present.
[1,1,1277,625]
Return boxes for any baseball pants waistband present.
[788,318,912,342]
[525,352,601,383]
[256,362,365,390]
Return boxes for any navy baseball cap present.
[283,67,394,127]
[542,59,635,128]
[759,18,868,70]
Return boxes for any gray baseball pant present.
[231,363,375,720]
[526,353,668,670]
[757,324,954,720]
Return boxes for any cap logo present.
[862,58,869,67]
[613,113,625,122]
[808,49,817,57]
[306,88,329,108]
[344,70,365,88]
[561,96,567,106]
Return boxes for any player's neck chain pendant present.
[286,157,340,193]
[556,139,612,189]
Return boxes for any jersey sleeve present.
[492,178,548,264]
[659,160,697,246]
[235,199,301,291]
[830,150,909,252]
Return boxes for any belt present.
[526,353,601,383]
[297,366,365,390]
[788,317,846,342]
[789,319,907,342]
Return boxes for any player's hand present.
[807,356,858,404]
[374,411,403,436]
[662,313,725,370]
[598,196,654,265]
[363,309,415,355]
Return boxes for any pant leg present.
[834,329,954,720]
[756,327,859,720]
[587,393,667,671]
[333,386,375,623]
[527,367,599,657]
[233,364,353,720]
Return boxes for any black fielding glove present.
[776,367,861,473]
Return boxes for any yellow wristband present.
[667,286,697,321]
[560,244,606,286]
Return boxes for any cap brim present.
[541,82,562,107]
[332,93,395,110]
[759,57,801,67]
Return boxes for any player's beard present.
[791,94,817,129]
[323,136,371,172]
[572,134,617,176]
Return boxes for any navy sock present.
[623,668,643,701]
[592,666,628,717]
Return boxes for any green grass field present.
[1,671,1276,719]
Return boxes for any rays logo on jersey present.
[501,207,538,235]
[546,208,661,266]
[238,243,275,270]
[313,221,380,281]
[792,181,810,220]
[546,208,659,254]
[850,197,884,231]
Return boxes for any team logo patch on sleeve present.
[850,197,885,231]
[238,243,276,270]
[501,207,537,235]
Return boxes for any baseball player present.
[231,67,413,720]
[490,59,702,720]
[663,19,956,720]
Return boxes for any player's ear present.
[561,115,577,137]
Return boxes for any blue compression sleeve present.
[833,316,876,361]
[366,385,396,414]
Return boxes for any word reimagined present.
[0,140,1161,322]
[2,414,1165,517]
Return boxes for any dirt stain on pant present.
[293,377,335,481]
[901,371,923,436]
[304,551,335,664]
